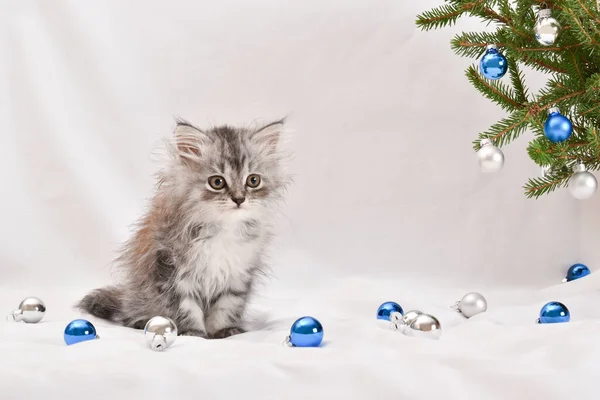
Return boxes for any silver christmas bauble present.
[144,316,178,351]
[402,310,423,328]
[390,310,424,332]
[406,313,442,340]
[534,9,561,46]
[477,139,504,173]
[452,292,488,318]
[568,164,598,200]
[7,297,46,323]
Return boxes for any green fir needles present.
[416,0,600,198]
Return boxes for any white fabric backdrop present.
[1,1,599,399]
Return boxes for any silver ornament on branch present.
[568,163,598,200]
[534,8,561,46]
[7,297,46,323]
[451,292,488,318]
[389,310,423,333]
[541,165,551,178]
[405,313,442,340]
[477,139,504,173]
[144,316,177,351]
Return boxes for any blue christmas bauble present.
[479,45,508,80]
[64,319,98,345]
[377,301,404,321]
[289,316,323,347]
[538,302,570,324]
[566,263,590,282]
[544,109,572,143]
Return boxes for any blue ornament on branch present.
[284,316,324,348]
[537,302,570,324]
[479,44,508,80]
[64,319,99,345]
[377,301,404,321]
[544,107,572,143]
[563,263,590,283]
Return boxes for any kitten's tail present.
[77,286,124,322]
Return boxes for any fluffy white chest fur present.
[176,220,263,300]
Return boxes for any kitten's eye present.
[246,174,261,188]
[208,176,227,190]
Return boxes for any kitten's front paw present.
[210,327,245,339]
[179,329,208,338]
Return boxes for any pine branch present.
[536,82,587,111]
[569,0,600,29]
[507,42,569,74]
[473,108,530,149]
[586,126,600,156]
[560,3,600,46]
[497,0,512,17]
[527,138,556,166]
[416,1,522,33]
[466,65,523,111]
[579,102,600,117]
[574,0,600,24]
[528,112,546,138]
[520,55,568,74]
[466,2,532,37]
[417,0,600,198]
[451,32,502,58]
[566,51,585,83]
[415,3,464,31]
[515,1,536,22]
[508,58,528,103]
[524,172,570,198]
[585,73,600,92]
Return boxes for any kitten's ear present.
[173,120,210,163]
[252,119,284,154]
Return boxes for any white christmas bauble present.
[568,164,598,200]
[477,139,504,173]
[456,292,488,318]
[534,9,561,46]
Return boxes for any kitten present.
[77,118,289,339]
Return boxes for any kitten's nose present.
[231,197,246,206]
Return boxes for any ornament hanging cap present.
[548,106,560,115]
[573,163,587,173]
[450,301,461,312]
[480,138,493,147]
[283,335,293,347]
[486,44,497,50]
[6,309,22,322]
[538,8,552,18]
[541,165,551,177]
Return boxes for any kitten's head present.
[165,119,289,223]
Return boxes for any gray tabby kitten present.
[78,119,289,339]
